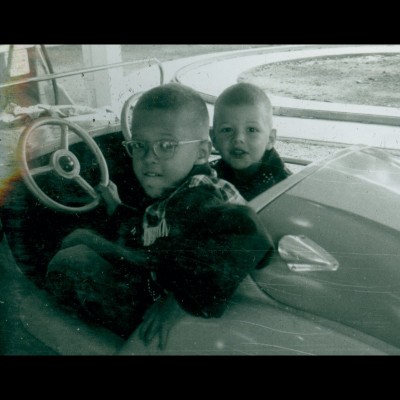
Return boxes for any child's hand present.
[139,293,186,350]
[97,180,121,215]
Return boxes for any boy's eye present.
[158,141,177,152]
[247,127,258,133]
[220,127,232,133]
[131,141,146,149]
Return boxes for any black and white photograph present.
[1,44,400,356]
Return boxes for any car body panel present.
[2,238,398,355]
[252,146,400,349]
[117,275,399,355]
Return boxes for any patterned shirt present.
[143,166,246,246]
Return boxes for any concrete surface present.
[169,44,400,149]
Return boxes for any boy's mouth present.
[230,149,247,157]
[144,171,162,177]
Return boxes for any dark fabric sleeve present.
[150,185,274,318]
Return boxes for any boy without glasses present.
[211,82,291,201]
[46,83,273,350]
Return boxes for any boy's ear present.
[266,128,277,150]
[195,140,212,165]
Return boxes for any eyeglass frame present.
[122,138,205,159]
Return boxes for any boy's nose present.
[143,144,159,162]
[231,129,245,143]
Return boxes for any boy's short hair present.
[133,83,210,139]
[213,82,272,125]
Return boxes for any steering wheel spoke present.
[30,164,54,176]
[74,175,98,199]
[61,125,69,150]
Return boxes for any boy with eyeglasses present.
[46,83,273,350]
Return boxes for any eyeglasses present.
[122,139,204,160]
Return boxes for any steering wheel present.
[17,117,109,213]
[120,92,143,141]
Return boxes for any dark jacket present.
[111,164,274,318]
[212,148,292,201]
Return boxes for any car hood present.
[287,146,400,232]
